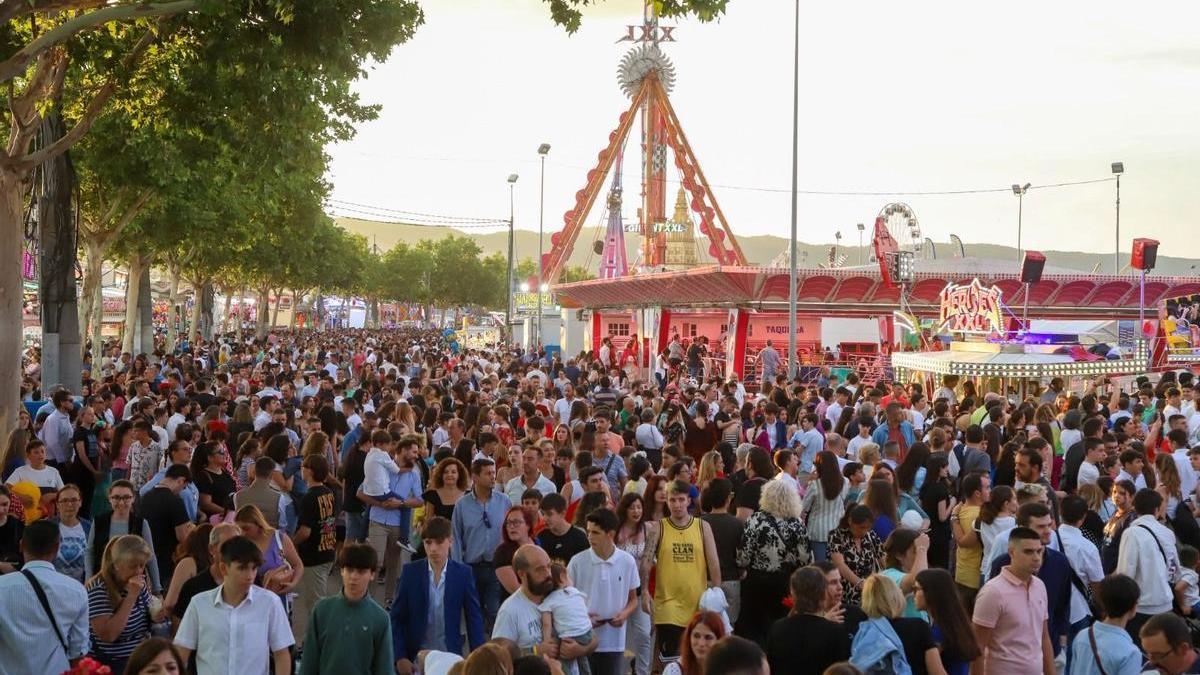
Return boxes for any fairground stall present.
[530,5,1200,383]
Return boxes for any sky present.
[325,0,1200,264]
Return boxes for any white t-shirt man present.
[492,588,544,650]
[5,464,63,491]
[566,547,640,654]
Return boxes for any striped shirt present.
[800,477,849,543]
[87,580,152,661]
[0,561,90,675]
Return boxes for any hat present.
[900,510,925,531]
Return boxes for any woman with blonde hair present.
[86,534,163,672]
[696,450,723,493]
[233,504,304,596]
[735,478,811,644]
[856,443,881,480]
[852,574,946,675]
[299,429,335,475]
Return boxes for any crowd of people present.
[5,326,1200,675]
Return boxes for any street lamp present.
[856,222,865,265]
[1112,162,1124,274]
[506,173,518,345]
[1011,182,1031,261]
[537,143,551,347]
[788,0,799,380]
[519,282,531,292]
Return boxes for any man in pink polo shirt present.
[971,527,1056,675]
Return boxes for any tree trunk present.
[165,263,180,352]
[38,110,80,394]
[235,285,245,342]
[0,171,26,442]
[199,281,213,341]
[137,263,152,358]
[255,286,269,340]
[121,254,144,356]
[91,278,102,368]
[288,289,300,330]
[78,238,105,359]
[270,287,282,328]
[219,285,231,335]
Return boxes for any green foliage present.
[544,0,729,34]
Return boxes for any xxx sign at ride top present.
[937,279,1005,334]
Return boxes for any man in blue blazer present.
[390,516,485,674]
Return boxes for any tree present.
[546,0,729,33]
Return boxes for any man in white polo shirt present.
[567,509,640,675]
[175,535,294,675]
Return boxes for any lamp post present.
[1112,162,1124,274]
[537,143,551,347]
[834,230,842,266]
[787,0,799,380]
[1011,182,1031,261]
[506,173,518,346]
[856,222,865,265]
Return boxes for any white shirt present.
[504,473,557,505]
[253,410,271,432]
[1174,448,1198,499]
[166,413,187,442]
[825,402,844,430]
[1114,469,1148,491]
[174,584,295,675]
[1076,461,1101,488]
[846,434,872,461]
[0,560,89,675]
[1116,514,1180,614]
[537,587,593,640]
[1057,524,1104,623]
[555,397,575,426]
[5,464,63,490]
[362,447,401,497]
[634,423,664,450]
[983,524,1061,582]
[492,588,544,650]
[566,547,640,653]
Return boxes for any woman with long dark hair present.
[801,450,849,562]
[863,479,899,540]
[976,485,1016,566]
[1101,479,1138,574]
[914,568,981,675]
[919,455,954,569]
[896,442,930,495]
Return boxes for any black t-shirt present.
[736,477,767,514]
[891,617,937,675]
[172,568,218,619]
[538,526,589,567]
[141,487,190,571]
[297,485,340,566]
[343,448,367,514]
[766,614,850,675]
[700,512,744,579]
[71,426,100,464]
[192,393,217,412]
[0,517,23,563]
[194,469,236,513]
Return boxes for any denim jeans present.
[345,511,369,542]
[471,562,502,633]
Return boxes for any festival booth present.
[891,277,1151,399]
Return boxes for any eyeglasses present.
[481,511,493,529]
[110,495,134,501]
[58,497,81,504]
[505,520,526,528]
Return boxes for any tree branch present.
[0,0,195,85]
[0,0,109,26]
[9,22,163,171]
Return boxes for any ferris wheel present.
[878,202,922,256]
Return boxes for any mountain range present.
[336,216,1196,276]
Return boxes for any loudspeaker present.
[1021,250,1046,284]
[593,240,604,255]
[1132,238,1159,271]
